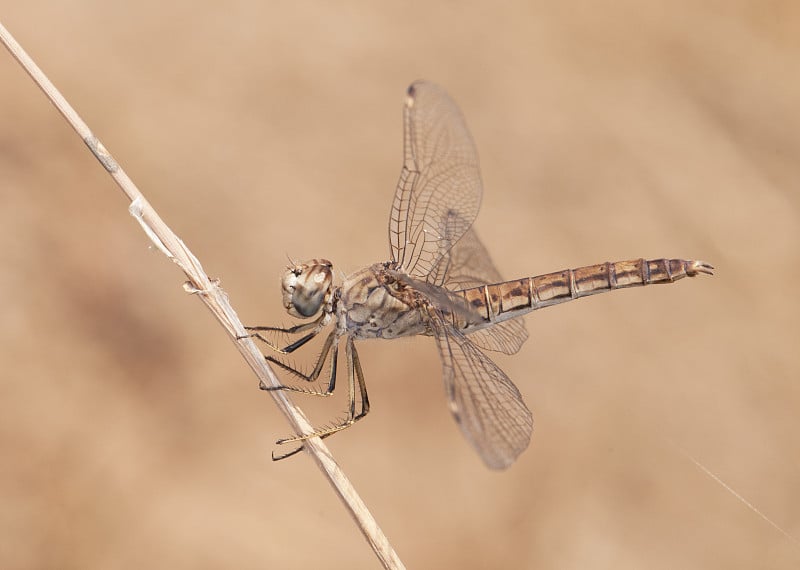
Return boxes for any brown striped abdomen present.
[453,258,713,331]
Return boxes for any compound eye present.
[281,260,333,319]
[292,282,326,317]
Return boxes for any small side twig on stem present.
[0,20,404,570]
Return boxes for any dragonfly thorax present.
[281,258,333,318]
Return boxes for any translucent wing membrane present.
[438,227,505,290]
[388,83,527,355]
[385,270,481,327]
[466,318,529,355]
[428,309,533,470]
[389,81,483,282]
[439,227,529,354]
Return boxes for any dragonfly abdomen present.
[455,258,713,330]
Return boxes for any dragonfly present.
[244,81,713,469]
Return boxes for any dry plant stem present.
[0,20,405,570]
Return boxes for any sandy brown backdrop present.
[2,2,798,568]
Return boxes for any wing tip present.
[406,79,433,108]
[406,82,420,108]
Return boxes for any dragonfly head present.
[281,259,333,318]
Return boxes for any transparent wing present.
[385,269,482,328]
[433,227,529,355]
[436,227,505,290]
[389,81,483,282]
[428,309,533,470]
[465,318,529,355]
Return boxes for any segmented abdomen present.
[453,258,713,331]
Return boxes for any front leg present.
[262,330,339,391]
[272,337,371,460]
[263,331,342,460]
[239,313,326,354]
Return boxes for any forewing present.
[429,311,533,470]
[386,270,482,327]
[389,81,483,282]
[387,82,528,355]
[433,227,529,355]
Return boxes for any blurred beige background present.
[1,1,798,568]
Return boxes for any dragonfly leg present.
[260,331,338,394]
[350,338,370,421]
[272,337,370,459]
[238,314,325,354]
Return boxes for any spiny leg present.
[260,330,339,395]
[273,337,371,459]
[265,332,338,461]
[268,334,339,460]
[350,339,370,421]
[238,314,325,354]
